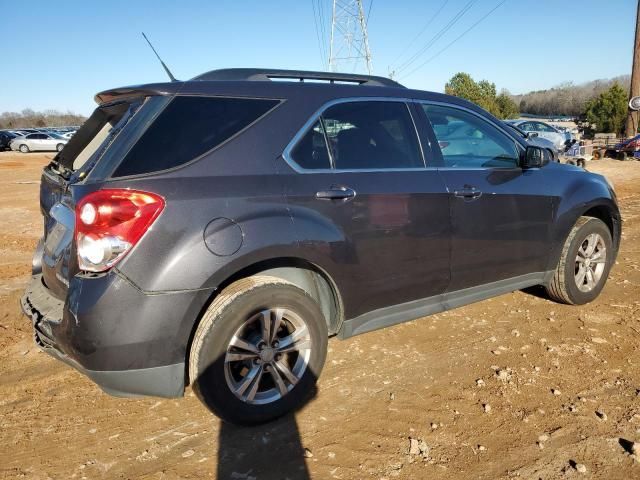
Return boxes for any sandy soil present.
[0,151,639,480]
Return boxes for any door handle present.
[316,185,356,200]
[453,187,482,200]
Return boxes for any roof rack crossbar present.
[192,68,405,88]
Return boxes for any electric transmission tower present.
[329,0,373,74]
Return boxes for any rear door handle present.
[453,187,482,200]
[316,185,356,200]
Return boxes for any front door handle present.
[453,186,482,200]
[316,185,356,200]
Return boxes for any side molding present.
[339,272,553,338]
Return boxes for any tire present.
[593,149,602,160]
[618,151,628,161]
[19,144,29,153]
[189,275,328,425]
[546,217,613,305]
[56,143,64,152]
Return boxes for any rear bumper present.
[21,272,213,398]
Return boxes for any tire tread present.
[546,216,601,304]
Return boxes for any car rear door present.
[283,99,450,320]
[418,102,554,292]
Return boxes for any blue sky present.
[1,0,636,115]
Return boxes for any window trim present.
[416,100,525,170]
[283,97,427,173]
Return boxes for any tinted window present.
[423,104,519,168]
[113,96,279,177]
[26,134,38,139]
[322,101,423,170]
[290,120,331,169]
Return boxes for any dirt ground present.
[0,151,639,480]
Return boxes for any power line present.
[401,0,508,79]
[391,0,448,69]
[393,0,476,75]
[311,0,326,68]
[318,0,330,67]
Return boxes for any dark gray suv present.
[21,69,621,424]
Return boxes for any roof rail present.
[192,68,405,88]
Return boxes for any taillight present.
[75,189,164,272]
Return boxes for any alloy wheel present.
[224,308,311,405]
[574,233,607,292]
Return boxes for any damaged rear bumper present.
[20,273,210,398]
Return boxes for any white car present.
[507,120,567,150]
[10,132,68,153]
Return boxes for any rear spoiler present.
[94,82,182,105]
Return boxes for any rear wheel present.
[19,144,29,153]
[618,151,628,161]
[189,275,328,425]
[546,217,613,305]
[56,143,64,152]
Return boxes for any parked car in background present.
[61,131,75,139]
[10,132,68,153]
[508,120,567,150]
[21,68,621,425]
[0,131,18,151]
[610,134,640,160]
[503,122,561,161]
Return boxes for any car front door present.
[33,133,48,150]
[419,102,554,292]
[24,133,39,150]
[283,99,451,321]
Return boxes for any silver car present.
[10,132,68,153]
[507,120,567,150]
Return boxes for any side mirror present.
[522,146,546,168]
[527,132,539,138]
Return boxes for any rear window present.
[112,96,279,177]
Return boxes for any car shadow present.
[216,409,312,480]
[195,352,318,479]
[521,284,552,301]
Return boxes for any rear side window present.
[290,120,332,169]
[113,96,279,177]
[290,101,423,170]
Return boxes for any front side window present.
[290,101,423,170]
[422,104,519,169]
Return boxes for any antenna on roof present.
[141,32,177,82]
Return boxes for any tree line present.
[444,72,631,134]
[0,109,86,129]
[511,75,629,117]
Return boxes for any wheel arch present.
[184,256,344,385]
[546,198,621,275]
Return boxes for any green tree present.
[496,91,519,119]
[584,83,628,134]
[444,72,518,119]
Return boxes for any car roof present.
[93,68,490,118]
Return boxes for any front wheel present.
[56,143,64,152]
[546,217,613,305]
[189,275,328,425]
